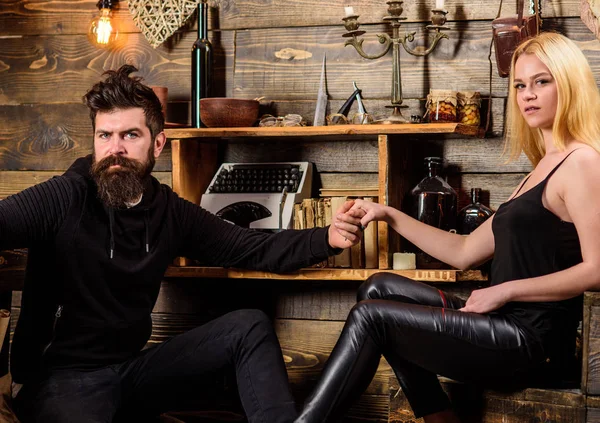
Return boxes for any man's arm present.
[0,177,73,249]
[175,196,355,273]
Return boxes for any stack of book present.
[293,196,378,269]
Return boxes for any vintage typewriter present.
[200,162,313,230]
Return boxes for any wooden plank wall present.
[1,0,599,421]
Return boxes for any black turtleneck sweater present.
[0,156,336,384]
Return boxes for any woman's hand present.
[459,284,513,314]
[349,199,390,229]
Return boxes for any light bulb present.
[88,2,119,49]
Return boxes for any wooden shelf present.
[164,267,486,283]
[167,122,484,274]
[164,123,483,139]
[0,266,485,291]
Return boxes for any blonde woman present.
[295,32,600,423]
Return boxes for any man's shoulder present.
[62,155,93,180]
[150,176,177,199]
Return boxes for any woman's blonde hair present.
[505,32,600,165]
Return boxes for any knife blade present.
[313,56,328,126]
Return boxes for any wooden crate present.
[583,292,600,396]
[389,377,587,423]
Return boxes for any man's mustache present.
[94,155,142,172]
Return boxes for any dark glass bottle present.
[411,157,457,232]
[191,1,212,128]
[457,188,494,235]
[409,157,457,268]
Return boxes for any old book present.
[313,198,328,268]
[323,198,335,267]
[350,237,364,268]
[316,198,326,228]
[319,188,379,197]
[363,197,379,268]
[295,203,305,230]
[293,203,302,229]
[302,198,316,229]
[330,196,351,268]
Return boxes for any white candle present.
[392,253,416,270]
[344,6,355,17]
[435,0,444,9]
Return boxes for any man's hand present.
[327,200,365,249]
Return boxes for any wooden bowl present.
[199,98,260,128]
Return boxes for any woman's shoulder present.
[566,143,600,165]
[560,144,600,181]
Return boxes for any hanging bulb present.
[88,0,119,49]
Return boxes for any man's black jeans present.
[14,309,297,423]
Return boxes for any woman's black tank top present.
[491,151,583,360]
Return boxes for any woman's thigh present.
[358,272,466,310]
[350,298,541,385]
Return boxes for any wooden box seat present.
[389,291,600,423]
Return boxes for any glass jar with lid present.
[457,91,481,126]
[426,89,457,123]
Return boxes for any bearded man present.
[4,65,362,423]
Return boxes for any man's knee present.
[225,309,274,342]
[227,308,270,327]
[19,399,112,423]
[358,272,415,301]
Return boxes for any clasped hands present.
[329,199,388,250]
[328,198,384,249]
[327,200,364,249]
[329,199,509,314]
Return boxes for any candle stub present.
[344,6,355,17]
[393,253,416,270]
[435,0,445,9]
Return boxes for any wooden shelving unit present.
[165,122,483,139]
[165,267,484,282]
[165,123,486,282]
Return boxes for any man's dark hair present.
[83,64,164,139]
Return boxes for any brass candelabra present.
[342,1,449,123]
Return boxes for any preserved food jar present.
[427,90,457,123]
[457,91,481,126]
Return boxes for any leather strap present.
[517,0,524,22]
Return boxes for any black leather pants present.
[295,273,544,422]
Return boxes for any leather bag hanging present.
[492,0,542,77]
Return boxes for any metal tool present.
[331,82,368,124]
[313,56,328,126]
[353,81,366,115]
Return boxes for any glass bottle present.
[457,188,494,235]
[191,1,213,128]
[410,157,457,232]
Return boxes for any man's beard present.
[91,149,155,209]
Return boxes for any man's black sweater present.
[0,156,336,384]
